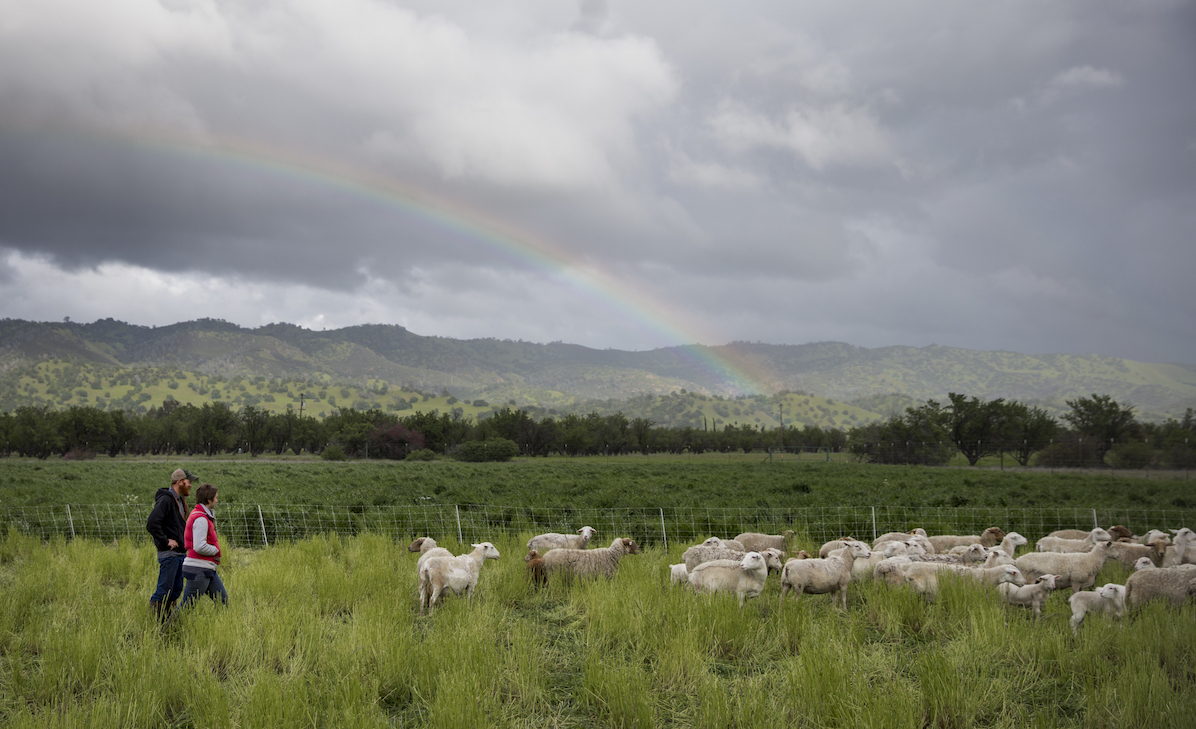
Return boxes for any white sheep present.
[1107,540,1167,570]
[1139,529,1173,547]
[669,563,689,585]
[984,548,1016,568]
[688,551,770,607]
[819,537,859,558]
[996,532,1028,558]
[874,528,928,548]
[1124,565,1196,608]
[780,540,871,610]
[1015,541,1115,593]
[734,530,796,553]
[409,536,453,573]
[700,536,747,552]
[999,574,1059,620]
[418,542,501,615]
[683,544,752,573]
[541,537,640,579]
[902,563,1024,599]
[1035,536,1096,553]
[1047,527,1113,543]
[853,539,924,581]
[526,526,598,553]
[927,527,1006,553]
[1069,583,1126,634]
[1161,528,1195,567]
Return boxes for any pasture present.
[1,529,1194,728]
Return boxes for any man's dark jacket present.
[146,487,187,553]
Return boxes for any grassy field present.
[1,456,1193,511]
[1,529,1193,728]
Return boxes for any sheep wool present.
[734,530,796,554]
[527,526,598,553]
[781,541,871,610]
[1124,566,1196,608]
[1015,541,1115,593]
[1069,583,1126,634]
[418,542,501,615]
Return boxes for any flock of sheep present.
[406,523,1196,629]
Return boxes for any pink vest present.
[184,504,221,566]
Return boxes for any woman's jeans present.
[179,569,228,608]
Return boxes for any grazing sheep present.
[1108,540,1167,570]
[780,541,871,610]
[418,542,501,615]
[874,528,928,548]
[984,548,1016,568]
[542,537,640,579]
[689,551,770,607]
[525,549,546,588]
[409,536,453,573]
[670,563,689,585]
[734,530,796,553]
[902,563,1024,599]
[1124,566,1196,608]
[999,574,1059,620]
[910,543,988,565]
[928,527,1006,553]
[527,526,598,553]
[873,556,914,587]
[853,539,924,581]
[1015,541,1115,593]
[1139,529,1173,547]
[1069,583,1126,634]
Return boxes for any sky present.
[1,0,1194,364]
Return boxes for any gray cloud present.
[0,0,1192,363]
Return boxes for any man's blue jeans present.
[151,552,185,604]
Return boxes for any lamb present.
[984,548,1016,568]
[1015,540,1115,593]
[418,542,501,615]
[688,551,770,607]
[409,536,453,573]
[927,526,1006,553]
[525,549,547,588]
[734,530,796,553]
[541,537,640,579]
[999,573,1059,620]
[669,563,689,585]
[1107,540,1167,570]
[852,539,925,581]
[1069,583,1126,634]
[526,526,598,553]
[780,540,871,610]
[1124,566,1196,608]
[902,563,1024,599]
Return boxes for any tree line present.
[0,392,1192,468]
[846,393,1196,470]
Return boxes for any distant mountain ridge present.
[1,318,1194,422]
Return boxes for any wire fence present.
[3,503,1193,551]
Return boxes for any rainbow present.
[12,124,780,394]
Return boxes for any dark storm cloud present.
[0,0,1192,362]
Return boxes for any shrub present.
[321,444,347,461]
[451,438,519,462]
[406,448,436,461]
[62,448,97,461]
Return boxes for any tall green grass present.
[2,529,1194,727]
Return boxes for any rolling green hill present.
[1,318,1193,425]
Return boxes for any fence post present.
[455,505,463,544]
[258,505,269,548]
[871,506,877,543]
[660,508,667,552]
[66,504,75,540]
[1092,509,1098,530]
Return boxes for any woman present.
[167,482,228,623]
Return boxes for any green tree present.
[1062,394,1139,464]
[1006,402,1058,466]
[944,393,1016,466]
